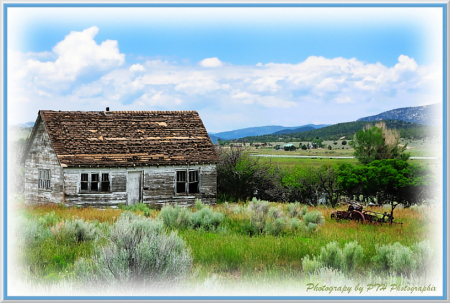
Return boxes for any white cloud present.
[8,27,440,130]
[130,64,146,72]
[334,96,353,104]
[198,57,223,67]
[38,91,52,98]
[20,26,125,84]
[136,91,183,107]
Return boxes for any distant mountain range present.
[357,104,439,126]
[208,124,330,143]
[272,125,315,135]
[13,104,440,144]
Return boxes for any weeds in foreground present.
[14,199,433,292]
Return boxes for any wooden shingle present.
[35,110,219,167]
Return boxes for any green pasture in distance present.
[257,157,359,168]
[257,154,439,168]
[247,137,440,158]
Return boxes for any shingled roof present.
[25,110,219,167]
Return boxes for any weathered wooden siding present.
[199,165,217,204]
[142,164,217,208]
[63,169,128,207]
[24,120,64,204]
[64,165,216,207]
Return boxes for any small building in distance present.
[21,109,219,208]
[283,143,296,151]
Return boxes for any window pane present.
[189,182,199,194]
[177,171,186,182]
[189,171,198,182]
[92,174,99,182]
[91,182,99,191]
[176,182,186,193]
[81,182,88,190]
[102,173,109,182]
[81,174,88,182]
[101,182,110,192]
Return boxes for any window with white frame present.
[175,170,199,194]
[80,173,111,192]
[38,169,51,190]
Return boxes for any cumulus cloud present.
[130,64,146,72]
[17,26,124,84]
[198,57,223,67]
[8,27,440,130]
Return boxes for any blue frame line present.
[1,2,448,7]
[442,3,448,301]
[3,2,7,300]
[2,2,448,301]
[0,295,446,300]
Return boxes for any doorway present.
[127,171,142,205]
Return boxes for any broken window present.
[80,172,111,192]
[176,171,186,193]
[188,170,199,193]
[38,169,51,190]
[175,170,200,194]
[81,173,89,190]
[101,173,110,191]
[91,173,99,191]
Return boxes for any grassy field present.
[246,137,441,169]
[13,200,434,291]
[257,157,359,168]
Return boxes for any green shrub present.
[37,211,60,227]
[160,204,192,229]
[263,217,288,236]
[302,222,318,233]
[342,241,363,273]
[302,255,322,274]
[119,202,151,213]
[413,240,433,277]
[268,206,285,220]
[191,208,224,231]
[248,199,270,234]
[74,212,192,289]
[371,244,391,273]
[390,243,415,277]
[286,202,303,218]
[161,204,224,231]
[303,210,325,226]
[319,241,343,270]
[372,242,416,277]
[288,217,302,230]
[64,219,97,243]
[195,199,207,211]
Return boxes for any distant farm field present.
[244,137,441,169]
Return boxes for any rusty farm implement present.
[331,203,402,225]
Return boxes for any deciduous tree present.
[350,121,409,164]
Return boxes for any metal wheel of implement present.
[350,211,365,222]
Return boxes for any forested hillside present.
[232,120,436,143]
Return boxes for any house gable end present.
[23,118,65,204]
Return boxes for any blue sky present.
[7,6,444,132]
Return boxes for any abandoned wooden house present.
[21,109,219,207]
